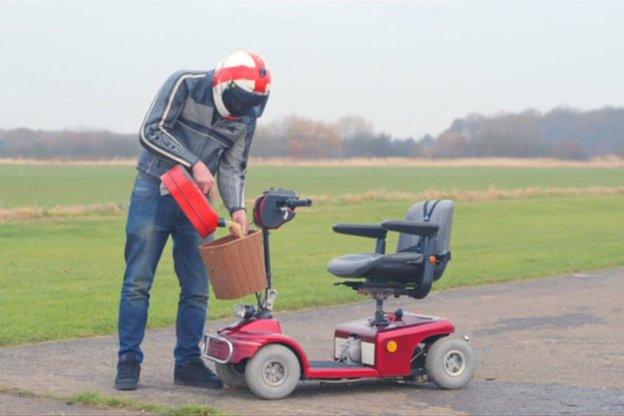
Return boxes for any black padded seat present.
[327,200,454,300]
[327,253,381,277]
[327,252,424,279]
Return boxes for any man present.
[115,51,271,391]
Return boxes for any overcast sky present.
[1,1,623,138]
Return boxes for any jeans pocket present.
[131,177,159,201]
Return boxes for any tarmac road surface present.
[1,268,623,415]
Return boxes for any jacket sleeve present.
[139,71,203,168]
[217,120,256,214]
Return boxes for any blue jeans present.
[118,174,209,367]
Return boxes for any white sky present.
[1,1,623,138]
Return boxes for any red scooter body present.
[157,174,475,398]
[204,312,454,380]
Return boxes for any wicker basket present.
[199,230,267,300]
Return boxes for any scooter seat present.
[327,252,424,279]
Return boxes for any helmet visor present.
[222,83,268,117]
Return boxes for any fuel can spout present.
[218,218,245,239]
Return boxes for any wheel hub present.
[443,349,466,377]
[262,360,287,386]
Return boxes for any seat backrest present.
[397,200,454,280]
[395,199,454,291]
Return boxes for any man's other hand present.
[231,209,249,236]
[192,161,216,198]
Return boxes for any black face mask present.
[222,83,267,117]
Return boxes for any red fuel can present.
[160,165,219,238]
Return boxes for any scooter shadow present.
[224,379,438,401]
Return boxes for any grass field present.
[1,161,623,346]
[2,164,624,208]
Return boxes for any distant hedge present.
[2,106,622,160]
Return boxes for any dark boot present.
[174,357,223,389]
[115,354,141,391]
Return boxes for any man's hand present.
[231,209,249,236]
[192,161,216,198]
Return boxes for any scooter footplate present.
[309,360,362,369]
[307,362,380,379]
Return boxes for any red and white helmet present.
[213,50,271,119]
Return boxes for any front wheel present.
[425,336,475,389]
[244,344,300,400]
[216,362,247,389]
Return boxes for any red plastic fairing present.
[215,319,304,365]
[334,313,455,377]
[216,319,381,379]
[160,165,219,237]
[375,317,454,376]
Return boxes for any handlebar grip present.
[285,198,313,209]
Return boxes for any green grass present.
[2,164,624,208]
[0,387,219,416]
[1,195,623,346]
[68,391,219,416]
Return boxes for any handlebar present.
[284,198,313,209]
[254,190,311,230]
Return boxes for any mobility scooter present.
[200,189,476,399]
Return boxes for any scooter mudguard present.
[160,165,219,238]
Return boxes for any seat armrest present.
[381,220,439,237]
[332,224,388,239]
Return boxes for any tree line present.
[1,106,622,160]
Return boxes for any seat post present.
[375,238,386,254]
[373,295,389,327]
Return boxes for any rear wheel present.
[244,344,300,400]
[425,336,475,389]
[216,362,247,389]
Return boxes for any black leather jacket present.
[136,69,262,213]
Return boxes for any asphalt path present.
[1,268,623,415]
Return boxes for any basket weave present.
[199,230,267,300]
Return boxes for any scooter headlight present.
[234,304,255,320]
